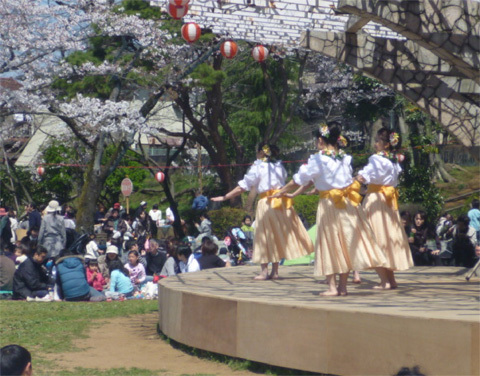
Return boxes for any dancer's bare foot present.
[320,289,339,296]
[390,283,398,289]
[338,291,348,296]
[254,274,269,280]
[269,273,281,280]
[352,271,361,284]
[373,283,391,290]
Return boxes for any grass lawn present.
[0,300,159,375]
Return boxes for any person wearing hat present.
[38,201,66,259]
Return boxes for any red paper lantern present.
[155,171,165,183]
[220,41,238,59]
[37,166,45,176]
[181,23,201,43]
[169,0,189,5]
[396,154,405,163]
[167,3,188,19]
[252,45,268,62]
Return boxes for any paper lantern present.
[36,166,45,176]
[396,154,405,163]
[169,0,189,5]
[167,3,188,19]
[252,45,268,62]
[181,22,201,43]
[220,41,238,59]
[155,171,165,183]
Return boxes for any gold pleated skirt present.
[252,197,314,264]
[314,197,387,276]
[362,192,414,271]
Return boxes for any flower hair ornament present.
[337,135,348,148]
[320,124,330,138]
[262,145,271,157]
[389,132,400,147]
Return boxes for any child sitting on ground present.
[106,259,134,300]
[86,259,106,292]
[124,250,146,288]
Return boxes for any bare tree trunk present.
[398,112,414,168]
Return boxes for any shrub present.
[209,207,249,237]
[293,195,319,228]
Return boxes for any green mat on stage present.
[282,225,316,265]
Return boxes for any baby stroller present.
[224,227,251,265]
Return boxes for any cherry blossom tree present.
[0,0,190,230]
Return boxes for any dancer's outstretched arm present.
[211,186,245,202]
[269,180,299,198]
[285,181,313,198]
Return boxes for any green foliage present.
[293,195,319,228]
[209,207,249,237]
[399,160,444,223]
[190,63,227,91]
[101,148,149,206]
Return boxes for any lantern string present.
[35,141,449,171]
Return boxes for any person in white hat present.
[38,200,66,258]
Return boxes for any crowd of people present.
[0,125,479,301]
[0,197,234,302]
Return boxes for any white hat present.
[106,245,118,255]
[140,201,147,206]
[46,200,60,213]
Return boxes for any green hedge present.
[293,195,319,228]
[209,207,249,237]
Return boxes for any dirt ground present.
[47,312,257,375]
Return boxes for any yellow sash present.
[259,189,293,210]
[319,180,362,209]
[367,184,399,210]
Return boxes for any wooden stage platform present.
[158,266,480,375]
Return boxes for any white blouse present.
[358,154,402,187]
[293,153,354,191]
[238,160,287,193]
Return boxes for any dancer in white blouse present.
[356,128,413,289]
[212,144,313,280]
[273,124,386,296]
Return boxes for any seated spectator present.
[86,259,106,292]
[160,241,180,277]
[447,214,479,268]
[64,210,76,230]
[12,247,52,301]
[195,212,212,240]
[0,344,32,376]
[84,233,100,261]
[241,215,254,248]
[106,259,134,299]
[165,207,175,225]
[132,210,151,248]
[94,203,107,225]
[124,250,146,288]
[103,209,127,239]
[400,211,411,236]
[56,251,105,302]
[0,252,15,297]
[408,211,442,266]
[177,245,200,273]
[198,239,231,270]
[436,212,454,240]
[145,239,167,280]
[14,244,29,269]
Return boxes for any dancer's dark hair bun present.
[377,127,402,151]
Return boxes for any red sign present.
[121,178,133,197]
